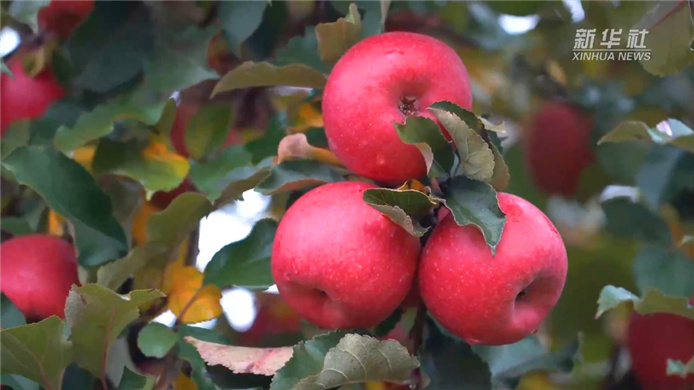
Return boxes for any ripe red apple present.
[38,0,95,39]
[1,61,65,137]
[322,32,473,185]
[523,101,594,196]
[0,234,79,321]
[271,181,421,329]
[628,308,694,390]
[419,193,567,345]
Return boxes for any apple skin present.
[271,181,421,329]
[419,193,567,345]
[1,61,65,137]
[0,234,79,321]
[524,102,594,196]
[38,0,95,39]
[322,32,473,185]
[628,308,694,390]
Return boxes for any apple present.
[38,0,95,39]
[271,181,421,329]
[628,308,694,390]
[322,32,473,185]
[523,101,594,196]
[1,61,65,137]
[419,192,567,345]
[0,234,79,321]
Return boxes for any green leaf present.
[394,116,455,178]
[374,308,403,338]
[255,160,343,195]
[487,1,547,16]
[596,286,694,320]
[92,139,190,194]
[213,166,273,208]
[271,333,418,390]
[189,146,254,200]
[271,331,347,390]
[65,1,154,93]
[64,285,164,376]
[147,193,213,245]
[1,59,13,78]
[598,119,694,153]
[1,294,26,329]
[1,374,39,390]
[211,62,327,96]
[0,317,72,390]
[96,244,166,291]
[220,1,268,57]
[636,147,694,209]
[363,188,439,237]
[178,326,231,390]
[144,47,217,93]
[7,0,48,32]
[489,142,510,191]
[54,88,168,153]
[601,197,673,247]
[137,323,178,359]
[430,101,485,133]
[315,4,362,65]
[184,103,234,161]
[472,336,579,388]
[637,2,694,76]
[443,176,506,255]
[272,27,331,74]
[2,146,128,266]
[667,356,694,378]
[117,367,154,390]
[423,320,492,390]
[633,244,694,297]
[204,219,277,290]
[429,107,495,182]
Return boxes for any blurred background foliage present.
[1,1,693,390]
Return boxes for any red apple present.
[0,234,79,320]
[524,101,594,196]
[271,181,420,329]
[322,32,473,185]
[38,0,95,39]
[1,61,65,136]
[419,193,567,345]
[628,308,694,390]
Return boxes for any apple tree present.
[1,1,693,390]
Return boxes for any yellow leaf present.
[131,201,162,246]
[72,145,96,172]
[48,210,66,236]
[290,103,323,133]
[163,260,222,323]
[173,372,198,390]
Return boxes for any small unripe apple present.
[419,193,567,345]
[523,101,594,196]
[628,308,694,390]
[272,181,420,329]
[0,234,79,320]
[322,32,473,185]
[38,0,95,39]
[1,61,65,136]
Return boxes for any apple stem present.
[409,302,428,390]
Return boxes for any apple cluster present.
[271,32,569,346]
